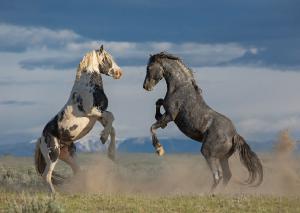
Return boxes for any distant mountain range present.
[0,136,287,157]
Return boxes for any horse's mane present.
[75,50,108,80]
[148,52,201,93]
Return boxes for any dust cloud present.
[60,130,300,195]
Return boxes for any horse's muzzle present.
[143,82,153,91]
[113,69,123,79]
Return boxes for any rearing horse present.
[35,45,123,193]
[143,52,263,191]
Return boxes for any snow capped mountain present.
[0,133,285,157]
[75,132,108,152]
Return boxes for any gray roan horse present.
[35,45,123,193]
[143,52,263,191]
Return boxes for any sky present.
[0,0,299,145]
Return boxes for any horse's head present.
[77,45,123,79]
[143,54,164,91]
[97,45,123,79]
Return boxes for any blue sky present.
[0,0,299,145]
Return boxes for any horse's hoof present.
[108,151,116,161]
[161,123,167,129]
[156,146,165,156]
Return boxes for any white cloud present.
[66,41,250,65]
[0,23,300,144]
[0,23,80,51]
[0,23,256,67]
[238,116,300,137]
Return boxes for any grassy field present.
[1,153,300,212]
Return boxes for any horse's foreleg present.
[98,111,116,160]
[98,111,114,144]
[150,113,173,156]
[155,98,164,121]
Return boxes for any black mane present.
[148,52,181,65]
[148,52,201,93]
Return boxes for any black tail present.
[34,138,65,185]
[234,134,263,186]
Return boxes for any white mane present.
[76,50,104,80]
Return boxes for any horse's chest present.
[73,74,108,113]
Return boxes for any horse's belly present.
[59,117,97,142]
[174,114,204,142]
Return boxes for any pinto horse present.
[35,45,122,193]
[143,52,263,191]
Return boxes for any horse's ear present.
[99,45,104,53]
[149,54,153,57]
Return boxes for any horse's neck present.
[70,70,103,100]
[74,70,103,87]
[163,61,193,92]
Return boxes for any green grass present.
[1,153,300,212]
[1,192,300,212]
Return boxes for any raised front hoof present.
[155,146,165,156]
[161,123,167,129]
[155,98,164,106]
[100,132,109,144]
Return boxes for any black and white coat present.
[35,46,123,193]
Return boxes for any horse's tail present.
[234,134,263,186]
[34,137,46,176]
[34,137,65,185]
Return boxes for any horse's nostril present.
[114,70,122,79]
[118,70,123,77]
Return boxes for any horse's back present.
[173,91,236,142]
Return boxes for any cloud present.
[0,23,261,70]
[0,100,36,106]
[1,63,300,143]
[223,38,300,70]
[237,115,300,140]
[1,23,299,70]
[0,23,81,52]
[19,57,79,70]
[65,41,252,67]
[1,23,300,144]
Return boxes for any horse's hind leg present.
[107,126,116,160]
[220,157,232,186]
[59,143,80,174]
[98,111,114,144]
[40,135,60,193]
[205,157,222,192]
[201,145,222,192]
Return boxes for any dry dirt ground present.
[1,130,300,212]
